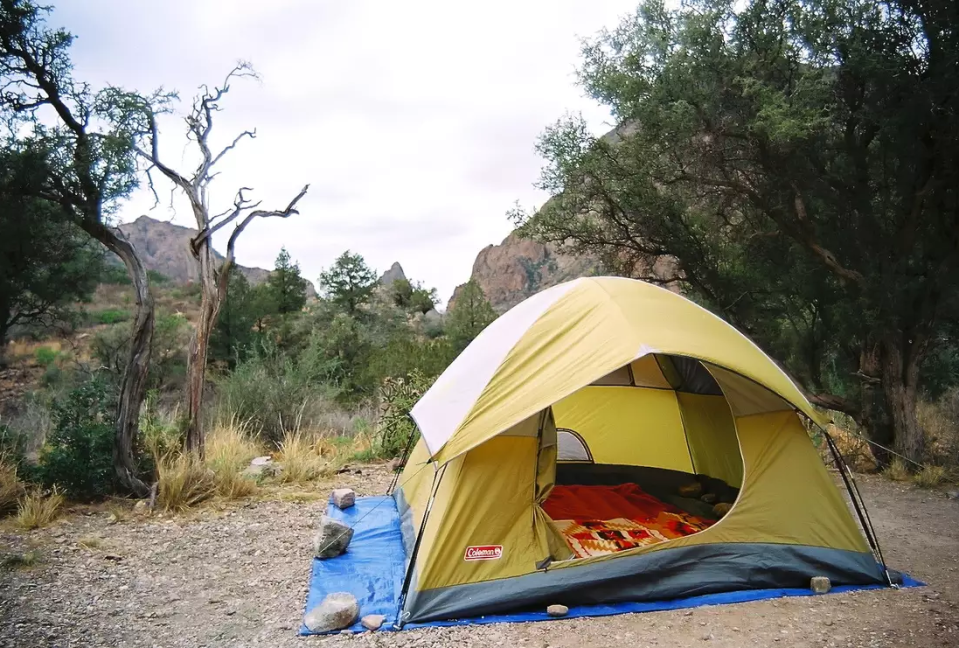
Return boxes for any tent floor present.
[300,496,922,636]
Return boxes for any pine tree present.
[266,247,308,315]
[319,250,378,315]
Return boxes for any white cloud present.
[52,0,634,306]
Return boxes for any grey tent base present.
[402,542,886,624]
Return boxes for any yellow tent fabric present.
[393,277,883,624]
[412,277,825,465]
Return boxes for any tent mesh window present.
[557,428,593,462]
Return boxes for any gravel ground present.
[1,468,957,648]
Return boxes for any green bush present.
[99,264,131,285]
[373,370,434,459]
[33,346,58,367]
[216,335,342,444]
[35,380,116,500]
[93,309,131,325]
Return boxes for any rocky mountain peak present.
[378,262,407,287]
[115,215,316,296]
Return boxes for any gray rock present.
[947,489,959,501]
[303,592,359,633]
[250,456,273,466]
[810,576,831,594]
[331,488,356,510]
[313,515,354,559]
[546,604,568,617]
[361,614,386,630]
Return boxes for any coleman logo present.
[464,545,503,561]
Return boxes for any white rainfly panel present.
[411,280,581,456]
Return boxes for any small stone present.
[361,614,386,630]
[303,592,359,633]
[683,610,694,617]
[331,488,356,510]
[132,501,148,514]
[546,604,568,617]
[810,576,832,594]
[947,489,958,501]
[250,456,273,466]
[313,515,354,559]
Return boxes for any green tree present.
[1,0,161,494]
[390,278,439,315]
[267,247,308,315]
[210,268,257,368]
[446,279,496,352]
[0,147,103,352]
[515,0,959,465]
[319,250,378,315]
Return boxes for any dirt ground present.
[1,468,957,648]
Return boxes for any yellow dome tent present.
[393,276,889,624]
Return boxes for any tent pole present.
[395,463,447,628]
[822,427,896,588]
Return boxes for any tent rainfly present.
[392,276,891,624]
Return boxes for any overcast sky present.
[52,1,637,306]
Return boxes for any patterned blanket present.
[545,484,715,558]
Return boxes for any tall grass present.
[16,487,64,529]
[205,417,261,498]
[155,453,216,512]
[275,428,329,484]
[0,455,26,515]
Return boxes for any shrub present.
[93,309,131,325]
[16,486,64,529]
[0,455,25,516]
[155,453,215,512]
[216,336,341,444]
[34,346,58,367]
[35,380,115,500]
[372,370,434,459]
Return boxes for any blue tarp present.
[300,496,923,636]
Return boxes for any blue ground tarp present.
[300,496,923,635]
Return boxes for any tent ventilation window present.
[557,428,593,462]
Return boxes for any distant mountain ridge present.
[115,215,317,296]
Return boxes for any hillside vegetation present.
[0,248,497,517]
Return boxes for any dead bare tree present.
[135,62,309,455]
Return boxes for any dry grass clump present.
[155,453,216,512]
[883,457,912,482]
[16,487,64,529]
[913,465,947,489]
[205,418,262,499]
[275,429,329,484]
[0,455,26,516]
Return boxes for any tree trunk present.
[880,335,925,465]
[858,341,894,468]
[81,221,153,497]
[184,241,223,456]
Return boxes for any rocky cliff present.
[447,231,602,313]
[116,215,317,296]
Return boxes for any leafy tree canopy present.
[319,250,378,315]
[0,145,102,351]
[515,0,959,464]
